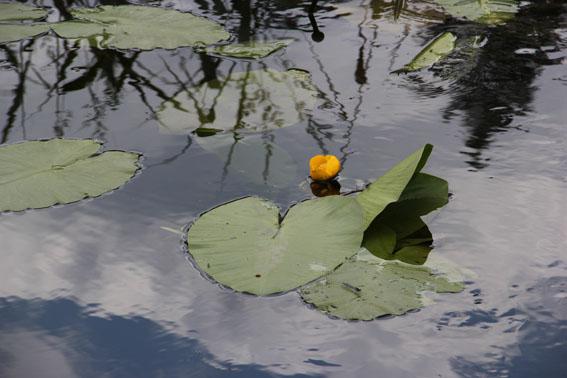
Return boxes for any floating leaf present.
[434,0,518,25]
[0,24,50,44]
[187,196,364,296]
[355,144,433,229]
[206,39,293,59]
[0,3,48,22]
[196,133,298,189]
[0,139,140,212]
[50,5,230,50]
[300,250,463,320]
[158,68,318,134]
[394,32,456,73]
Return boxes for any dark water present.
[1,0,566,377]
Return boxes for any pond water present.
[0,0,566,377]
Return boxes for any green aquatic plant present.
[434,0,519,25]
[0,3,49,44]
[394,32,457,73]
[50,5,230,50]
[186,144,464,319]
[0,139,140,212]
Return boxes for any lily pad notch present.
[0,139,142,212]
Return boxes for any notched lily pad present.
[206,39,293,59]
[50,5,230,50]
[0,139,141,212]
[394,32,456,73]
[0,24,50,44]
[158,68,318,134]
[300,250,464,320]
[187,196,364,296]
[0,3,50,44]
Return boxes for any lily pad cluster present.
[187,145,464,320]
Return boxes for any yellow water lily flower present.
[309,155,341,181]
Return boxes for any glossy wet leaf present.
[206,39,293,59]
[300,250,463,320]
[0,139,140,212]
[158,68,318,134]
[0,24,50,44]
[434,0,518,25]
[51,5,230,50]
[355,144,433,229]
[196,133,298,189]
[187,196,364,296]
[0,3,48,22]
[394,32,456,73]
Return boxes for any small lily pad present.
[394,32,457,73]
[434,0,518,25]
[158,68,318,134]
[0,3,48,22]
[206,39,293,59]
[187,196,364,296]
[0,139,140,212]
[300,250,464,320]
[50,5,230,50]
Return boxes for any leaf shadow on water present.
[0,296,323,378]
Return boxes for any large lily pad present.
[0,3,48,22]
[355,144,433,229]
[434,0,518,25]
[0,139,140,212]
[300,250,463,320]
[206,39,293,59]
[158,68,318,134]
[394,32,456,73]
[187,196,364,296]
[50,5,230,50]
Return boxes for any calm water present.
[1,0,566,377]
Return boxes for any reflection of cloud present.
[0,296,320,378]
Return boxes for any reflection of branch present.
[146,136,193,168]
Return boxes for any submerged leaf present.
[50,5,230,50]
[187,196,364,296]
[0,3,48,22]
[434,0,518,24]
[394,32,456,73]
[196,133,298,189]
[0,24,50,44]
[300,250,463,320]
[206,39,293,59]
[0,139,140,212]
[158,68,318,134]
[355,144,433,229]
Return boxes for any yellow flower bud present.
[309,155,341,181]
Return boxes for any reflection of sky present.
[0,0,566,376]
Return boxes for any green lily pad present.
[394,32,456,73]
[0,3,48,22]
[158,68,318,134]
[50,5,230,50]
[355,144,433,229]
[0,24,50,44]
[0,139,140,212]
[206,39,293,59]
[196,133,298,189]
[434,0,518,25]
[300,250,464,320]
[187,196,364,296]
